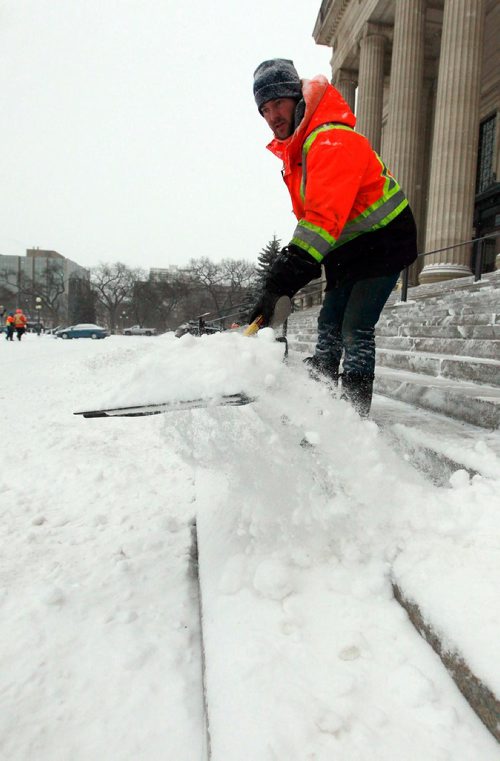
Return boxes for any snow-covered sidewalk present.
[1,332,499,759]
[0,336,206,760]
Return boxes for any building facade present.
[149,266,180,282]
[313,0,500,284]
[0,248,90,327]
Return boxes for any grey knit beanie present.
[253,59,302,112]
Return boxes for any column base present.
[418,263,472,285]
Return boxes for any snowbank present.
[0,332,498,760]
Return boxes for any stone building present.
[0,248,90,326]
[313,0,500,284]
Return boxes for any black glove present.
[248,245,321,327]
[247,291,281,326]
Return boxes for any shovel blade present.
[74,392,255,418]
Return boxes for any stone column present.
[411,76,436,282]
[420,0,485,283]
[384,1,425,212]
[383,0,426,286]
[356,24,386,152]
[333,68,357,113]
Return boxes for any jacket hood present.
[266,75,356,160]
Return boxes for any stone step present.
[376,349,500,386]
[289,329,500,359]
[287,337,500,387]
[292,331,319,343]
[289,338,316,355]
[375,335,500,359]
[378,312,499,327]
[288,312,320,327]
[287,337,500,425]
[386,271,500,304]
[374,367,500,429]
[459,312,500,325]
[194,496,500,756]
[290,307,500,333]
[376,324,500,339]
[387,283,499,301]
[287,273,500,427]
[287,329,317,341]
[384,295,499,311]
[385,294,499,312]
[370,393,500,481]
[368,288,500,306]
[392,584,500,744]
[384,302,498,318]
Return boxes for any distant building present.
[0,248,90,327]
[313,0,500,284]
[149,265,180,281]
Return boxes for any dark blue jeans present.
[315,271,399,377]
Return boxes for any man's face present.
[261,98,297,140]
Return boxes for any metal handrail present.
[181,300,252,334]
[400,231,499,301]
[181,232,499,328]
[292,231,499,309]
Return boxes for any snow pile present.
[191,363,499,759]
[95,328,286,409]
[0,333,499,760]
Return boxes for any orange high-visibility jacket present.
[266,76,408,264]
[13,311,27,328]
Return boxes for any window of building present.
[476,114,496,194]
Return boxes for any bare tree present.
[221,258,258,306]
[186,257,227,315]
[0,260,67,324]
[131,275,190,330]
[91,262,144,332]
[186,257,258,321]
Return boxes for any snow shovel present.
[74,298,292,418]
[242,295,291,336]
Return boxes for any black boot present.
[341,372,374,417]
[303,355,339,385]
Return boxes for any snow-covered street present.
[1,331,499,760]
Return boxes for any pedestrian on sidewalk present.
[13,308,27,341]
[248,59,418,416]
[5,312,15,341]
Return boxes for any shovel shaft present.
[243,317,264,336]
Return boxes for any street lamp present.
[35,296,42,336]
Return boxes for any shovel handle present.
[243,316,264,336]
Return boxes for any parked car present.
[55,323,109,340]
[123,325,157,336]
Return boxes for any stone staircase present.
[287,272,500,741]
[287,269,500,430]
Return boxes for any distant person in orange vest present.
[5,312,15,341]
[13,308,27,341]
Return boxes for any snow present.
[1,331,499,760]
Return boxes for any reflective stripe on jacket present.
[266,77,408,264]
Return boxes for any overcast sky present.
[1,1,331,270]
